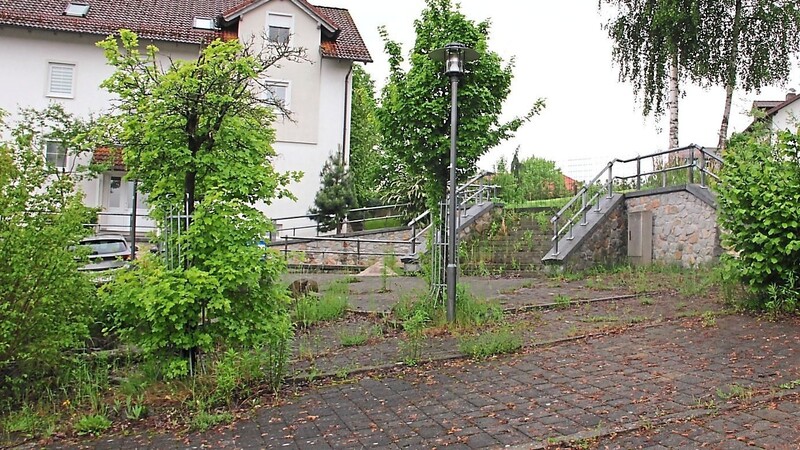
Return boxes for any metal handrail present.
[548,144,723,256]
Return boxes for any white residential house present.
[749,90,800,132]
[0,0,372,237]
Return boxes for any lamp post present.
[430,42,478,323]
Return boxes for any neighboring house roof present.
[761,93,800,118]
[562,174,579,193]
[0,0,371,61]
[752,100,783,111]
[92,147,126,171]
[746,92,800,130]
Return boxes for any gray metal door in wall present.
[628,210,653,266]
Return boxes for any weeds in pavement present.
[294,280,349,328]
[73,413,111,436]
[400,309,429,366]
[640,297,654,305]
[190,410,233,432]
[701,311,717,327]
[338,326,382,347]
[554,294,572,309]
[779,379,800,390]
[459,327,522,359]
[716,384,753,401]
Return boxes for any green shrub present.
[102,197,293,379]
[459,328,522,359]
[718,122,800,312]
[0,106,98,406]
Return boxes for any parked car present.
[76,234,133,284]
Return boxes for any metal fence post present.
[636,157,641,190]
[700,150,707,187]
[581,189,588,225]
[607,163,613,198]
[689,146,695,184]
[552,219,559,255]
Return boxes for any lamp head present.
[429,42,478,77]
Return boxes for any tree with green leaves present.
[97,30,300,378]
[701,1,800,149]
[0,106,97,400]
[348,64,382,206]
[309,151,358,234]
[378,0,544,214]
[600,0,708,152]
[601,1,800,151]
[493,153,568,205]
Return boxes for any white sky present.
[323,0,800,181]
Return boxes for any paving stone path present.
[63,313,799,449]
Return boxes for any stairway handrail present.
[548,144,722,256]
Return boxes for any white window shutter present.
[48,63,75,97]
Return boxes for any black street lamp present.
[430,42,478,322]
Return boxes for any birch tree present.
[703,0,800,149]
[600,0,708,154]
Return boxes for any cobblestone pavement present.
[61,314,799,449]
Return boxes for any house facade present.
[0,0,371,236]
[750,90,800,132]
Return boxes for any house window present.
[264,80,290,111]
[48,62,75,98]
[64,2,90,17]
[267,13,292,44]
[45,141,67,169]
[193,17,218,30]
[108,176,123,209]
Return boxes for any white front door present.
[99,173,153,234]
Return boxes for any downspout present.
[342,64,353,167]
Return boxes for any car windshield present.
[84,240,127,254]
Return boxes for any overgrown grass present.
[363,217,404,230]
[293,280,349,327]
[459,327,522,359]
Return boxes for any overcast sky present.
[324,0,800,181]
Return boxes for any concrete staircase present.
[461,207,554,276]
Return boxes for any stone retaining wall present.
[271,228,423,267]
[625,190,721,267]
[561,197,628,271]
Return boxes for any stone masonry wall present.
[562,199,628,271]
[625,190,720,267]
[270,228,419,266]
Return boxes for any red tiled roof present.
[0,0,371,61]
[92,147,126,171]
[224,0,336,33]
[0,0,235,44]
[317,6,372,62]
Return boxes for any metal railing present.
[549,144,722,256]
[267,203,410,240]
[407,170,498,255]
[276,171,499,267]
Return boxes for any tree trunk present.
[668,55,680,165]
[718,83,735,150]
[718,0,742,151]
